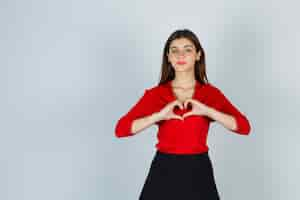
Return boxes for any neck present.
[172,71,195,87]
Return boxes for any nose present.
[177,51,186,58]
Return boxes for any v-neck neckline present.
[168,80,198,101]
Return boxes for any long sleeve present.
[114,88,159,138]
[213,87,251,135]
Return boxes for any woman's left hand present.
[182,99,210,119]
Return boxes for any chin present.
[174,65,193,71]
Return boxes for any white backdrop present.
[1,0,299,199]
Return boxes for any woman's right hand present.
[156,100,184,121]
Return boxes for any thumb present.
[170,114,183,120]
[182,111,194,119]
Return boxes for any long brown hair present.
[158,29,210,86]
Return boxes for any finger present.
[177,101,184,110]
[182,111,194,118]
[170,114,183,120]
[174,100,184,110]
[185,99,200,109]
[183,99,192,109]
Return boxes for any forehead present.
[169,38,195,48]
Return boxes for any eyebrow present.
[170,45,194,49]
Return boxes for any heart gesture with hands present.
[157,99,185,121]
[157,99,210,121]
[182,98,210,119]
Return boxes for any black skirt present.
[138,150,220,200]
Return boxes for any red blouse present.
[115,80,251,154]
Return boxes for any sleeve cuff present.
[232,116,251,135]
[115,118,134,138]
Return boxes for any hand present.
[182,98,209,119]
[157,100,184,121]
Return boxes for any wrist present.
[151,112,162,122]
[205,106,215,119]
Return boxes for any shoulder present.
[202,82,222,93]
[145,82,168,94]
[137,84,162,99]
[200,82,227,100]
[143,82,173,103]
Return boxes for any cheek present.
[169,57,176,63]
[188,56,197,62]
[186,58,197,67]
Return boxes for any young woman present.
[115,29,251,200]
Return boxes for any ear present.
[196,51,201,60]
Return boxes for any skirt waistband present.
[156,150,209,160]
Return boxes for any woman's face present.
[167,38,201,72]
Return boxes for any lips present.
[176,61,186,65]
